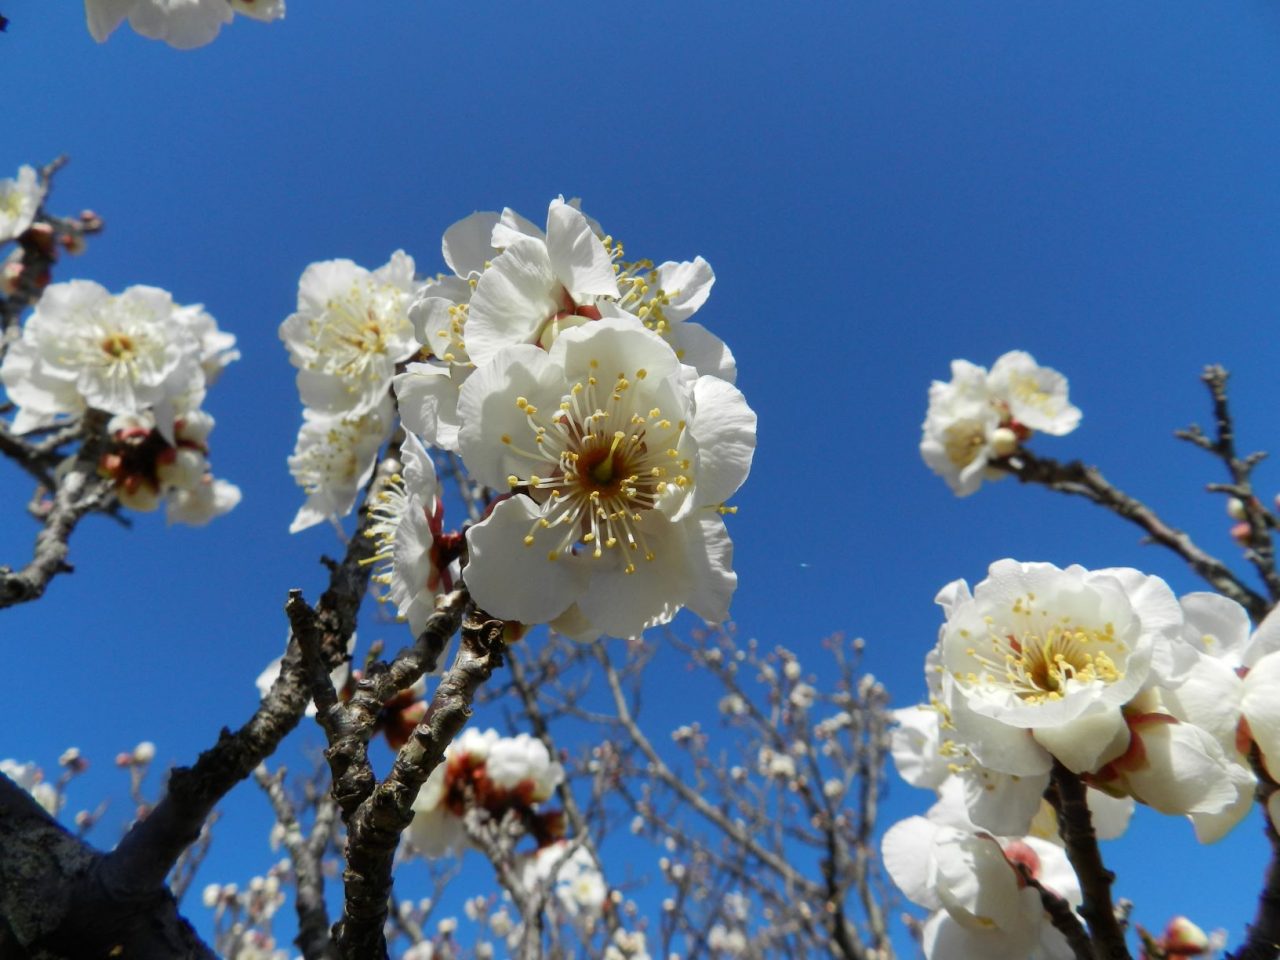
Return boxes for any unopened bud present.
[1227,497,1247,520]
[61,232,86,255]
[117,480,162,513]
[1231,522,1252,546]
[991,426,1020,458]
[1162,916,1210,955]
[132,741,156,765]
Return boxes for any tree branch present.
[998,450,1269,621]
[1048,764,1129,960]
[0,413,115,610]
[332,605,506,958]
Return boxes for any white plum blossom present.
[0,165,44,243]
[408,760,467,859]
[1086,687,1254,843]
[166,476,242,526]
[407,728,565,860]
[521,842,608,921]
[937,560,1184,777]
[459,318,754,639]
[465,200,735,379]
[882,812,1082,960]
[921,351,1080,496]
[287,397,394,533]
[365,434,448,638]
[0,281,224,436]
[280,251,421,418]
[484,733,564,802]
[84,0,283,48]
[99,409,241,524]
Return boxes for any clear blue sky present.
[5,1,1280,953]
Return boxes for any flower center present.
[503,362,690,573]
[311,282,406,382]
[101,332,136,360]
[954,595,1126,704]
[943,420,987,468]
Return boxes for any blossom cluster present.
[885,557,1280,957]
[282,198,755,641]
[84,0,284,49]
[921,350,1080,496]
[0,278,241,525]
[407,726,566,859]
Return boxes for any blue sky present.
[5,0,1280,953]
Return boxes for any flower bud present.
[1227,497,1247,520]
[132,741,156,764]
[991,426,1020,457]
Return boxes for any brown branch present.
[0,413,115,609]
[1227,758,1280,960]
[254,765,338,960]
[1047,764,1129,960]
[332,605,506,959]
[999,450,1269,621]
[0,769,215,958]
[76,462,387,941]
[1175,365,1280,604]
[1018,863,1094,960]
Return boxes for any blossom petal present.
[463,496,587,624]
[881,817,942,910]
[687,376,756,510]
[85,0,137,41]
[679,513,737,625]
[545,200,620,301]
[395,362,463,452]
[1242,651,1280,780]
[456,345,559,488]
[655,257,714,323]
[574,514,689,638]
[1032,705,1128,774]
[672,320,737,383]
[442,211,500,278]
[466,238,560,366]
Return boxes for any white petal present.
[466,238,560,366]
[1119,719,1242,816]
[1161,652,1243,753]
[442,211,500,278]
[575,515,689,638]
[1084,789,1134,841]
[463,496,587,624]
[688,376,756,510]
[549,315,681,385]
[1032,705,1129,774]
[654,257,714,323]
[85,0,137,40]
[545,200,619,300]
[1189,758,1256,843]
[671,320,736,383]
[677,513,736,625]
[455,345,560,488]
[1180,592,1252,664]
[1242,651,1280,779]
[491,206,545,248]
[881,817,942,910]
[394,363,463,452]
[960,765,1050,837]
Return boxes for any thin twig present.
[999,450,1269,621]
